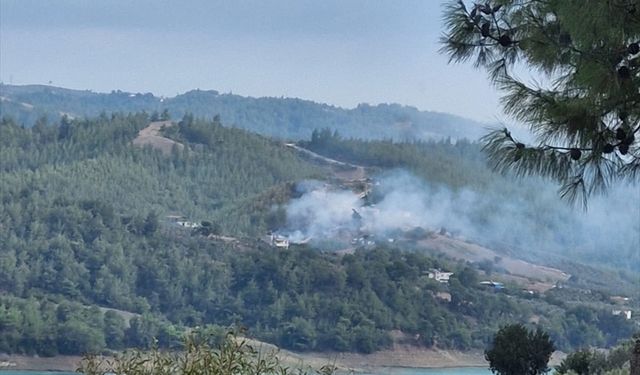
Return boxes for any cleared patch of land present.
[132,120,184,155]
[418,234,570,291]
[0,95,35,110]
[285,143,367,181]
[97,306,139,327]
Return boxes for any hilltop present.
[0,84,490,141]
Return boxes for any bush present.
[78,331,337,375]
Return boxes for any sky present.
[0,0,505,122]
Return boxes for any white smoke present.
[282,170,640,271]
[286,185,362,239]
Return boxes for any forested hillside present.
[300,130,640,275]
[0,84,489,141]
[0,113,636,357]
[0,113,319,226]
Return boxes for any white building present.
[167,215,201,229]
[176,220,201,228]
[271,235,290,249]
[427,269,454,283]
[612,310,632,320]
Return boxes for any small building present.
[427,269,454,283]
[167,215,201,229]
[270,234,290,249]
[176,220,201,228]
[480,280,505,291]
[612,310,632,320]
[611,296,631,305]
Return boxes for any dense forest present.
[0,113,319,228]
[0,84,489,141]
[0,113,636,356]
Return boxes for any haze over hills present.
[0,112,636,360]
[0,84,637,366]
[0,84,492,141]
[2,0,638,371]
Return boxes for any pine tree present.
[441,0,640,205]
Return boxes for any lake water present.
[362,368,491,375]
[0,368,491,375]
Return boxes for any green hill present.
[0,84,490,141]
[0,112,636,357]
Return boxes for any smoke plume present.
[282,170,640,271]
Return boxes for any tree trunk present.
[631,338,640,375]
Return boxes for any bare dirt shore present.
[0,347,565,373]
[294,346,487,371]
[0,346,486,373]
[0,354,82,372]
[296,348,565,372]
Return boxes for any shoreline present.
[0,347,564,373]
[0,355,82,372]
[0,353,485,373]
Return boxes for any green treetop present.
[485,324,555,375]
[441,0,640,205]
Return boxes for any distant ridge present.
[0,83,492,141]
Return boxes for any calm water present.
[362,368,491,375]
[0,368,491,375]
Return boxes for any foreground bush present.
[78,331,337,375]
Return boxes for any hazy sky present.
[0,0,504,122]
